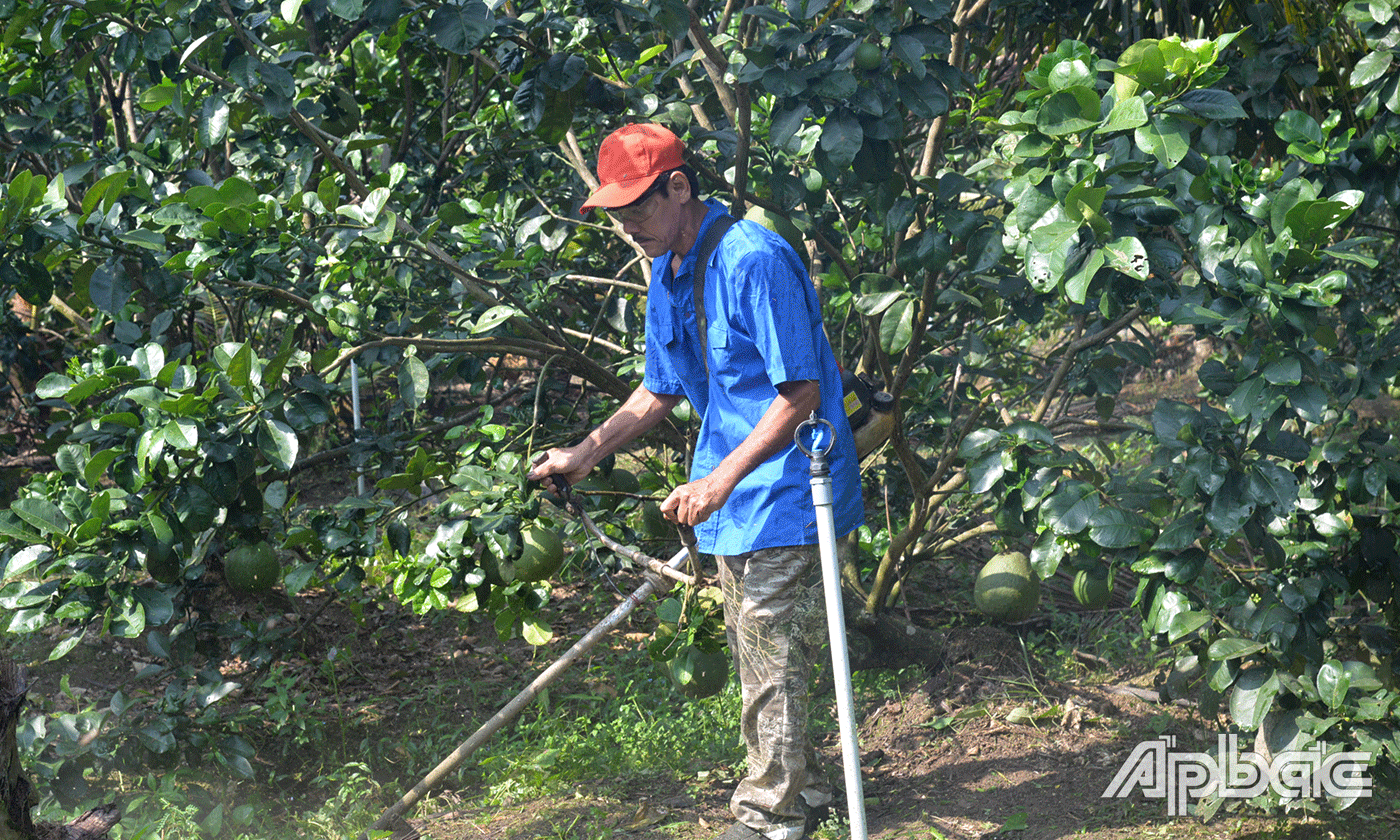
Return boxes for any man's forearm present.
[706,379,820,492]
[575,384,682,470]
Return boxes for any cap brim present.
[578,175,658,215]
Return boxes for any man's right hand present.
[526,448,593,497]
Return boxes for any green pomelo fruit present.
[514,525,565,582]
[973,551,1040,622]
[744,205,804,257]
[145,542,181,584]
[610,468,641,497]
[667,645,729,699]
[225,541,280,593]
[573,474,616,510]
[481,552,515,587]
[1073,567,1113,610]
[854,41,883,71]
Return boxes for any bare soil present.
[14,327,1400,839]
[387,580,1399,840]
[18,525,1400,840]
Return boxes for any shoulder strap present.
[693,214,738,376]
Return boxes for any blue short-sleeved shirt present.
[644,199,864,555]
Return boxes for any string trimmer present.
[362,463,694,838]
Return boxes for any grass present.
[24,600,745,839]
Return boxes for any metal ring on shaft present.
[794,414,835,459]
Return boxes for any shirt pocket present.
[706,322,741,381]
[660,307,708,383]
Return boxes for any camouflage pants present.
[716,544,831,840]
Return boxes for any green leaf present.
[283,392,331,431]
[1134,114,1191,168]
[258,417,299,472]
[47,634,83,662]
[82,170,131,217]
[522,616,553,646]
[1175,89,1246,120]
[328,0,365,19]
[1208,637,1266,660]
[771,102,810,150]
[227,342,254,394]
[1149,588,1190,635]
[472,304,516,334]
[284,562,317,595]
[1313,512,1352,538]
[89,263,132,315]
[199,95,230,147]
[1103,235,1149,280]
[1284,198,1359,245]
[1042,480,1099,535]
[854,288,906,316]
[1351,50,1393,87]
[1036,87,1101,135]
[1262,356,1302,385]
[1229,667,1279,731]
[967,451,1005,494]
[1275,110,1324,147]
[1317,660,1351,710]
[84,449,120,487]
[1000,811,1029,832]
[878,296,915,354]
[132,587,174,627]
[1289,383,1328,423]
[8,608,49,634]
[1098,95,1148,133]
[3,546,50,581]
[9,258,52,304]
[163,418,199,451]
[399,356,430,410]
[1248,461,1298,513]
[819,111,863,169]
[959,428,1002,459]
[1225,376,1265,423]
[896,73,950,119]
[1087,507,1154,549]
[1005,421,1054,446]
[1205,470,1253,536]
[1167,610,1211,642]
[11,499,70,536]
[1152,513,1201,551]
[426,1,493,55]
[35,373,76,400]
[1064,248,1103,305]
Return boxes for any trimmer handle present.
[530,452,580,515]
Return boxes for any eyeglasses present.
[605,178,668,225]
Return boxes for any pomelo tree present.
[0,0,1397,817]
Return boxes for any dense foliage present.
[1,0,1399,820]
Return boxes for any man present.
[527,123,863,840]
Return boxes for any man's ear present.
[668,170,692,203]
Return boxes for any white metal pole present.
[800,418,868,839]
[350,359,365,495]
[363,546,692,838]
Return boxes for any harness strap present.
[692,214,739,376]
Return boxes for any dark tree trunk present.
[1,661,37,840]
[0,660,120,840]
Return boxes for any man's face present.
[608,172,687,258]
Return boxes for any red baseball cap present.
[579,123,685,214]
